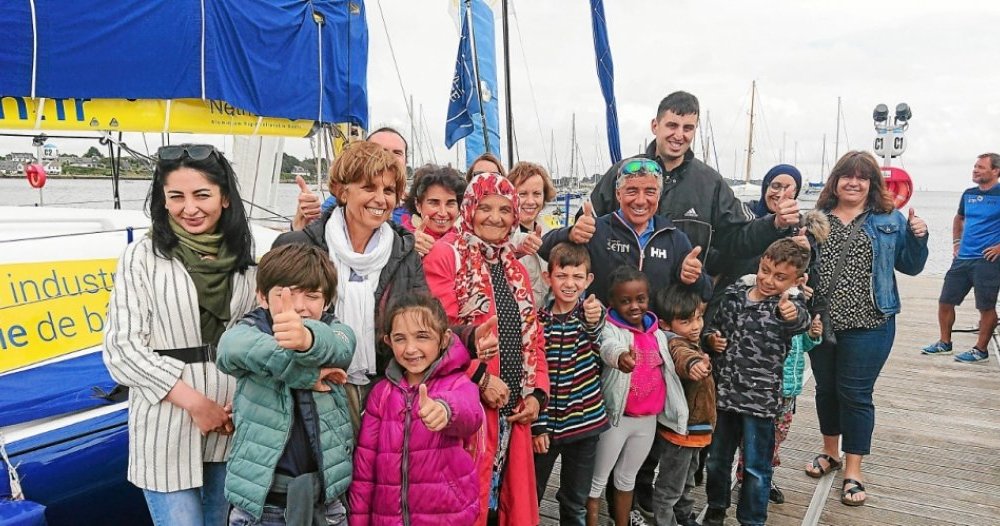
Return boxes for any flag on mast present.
[445,10,479,149]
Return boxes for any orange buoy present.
[881,166,912,209]
[25,163,47,189]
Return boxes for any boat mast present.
[501,0,514,164]
[834,96,841,161]
[569,113,576,182]
[820,133,827,177]
[745,80,756,184]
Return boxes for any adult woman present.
[465,152,505,181]
[804,151,928,506]
[103,144,258,525]
[423,172,549,526]
[403,164,467,256]
[273,141,427,425]
[508,161,557,305]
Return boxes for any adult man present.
[291,127,408,230]
[922,153,1000,363]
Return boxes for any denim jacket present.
[860,210,929,315]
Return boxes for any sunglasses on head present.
[158,144,217,161]
[621,158,662,176]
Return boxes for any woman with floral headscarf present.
[423,172,549,526]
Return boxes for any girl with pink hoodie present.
[349,293,484,526]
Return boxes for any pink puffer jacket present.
[349,336,484,526]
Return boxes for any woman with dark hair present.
[465,152,505,182]
[403,164,467,256]
[508,161,558,305]
[804,151,928,507]
[273,141,428,426]
[423,172,549,526]
[103,144,258,525]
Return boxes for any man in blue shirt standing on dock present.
[923,153,1000,363]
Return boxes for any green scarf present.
[168,217,239,346]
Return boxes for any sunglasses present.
[158,144,217,161]
[621,158,662,176]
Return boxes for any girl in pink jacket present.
[349,293,484,526]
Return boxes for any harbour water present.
[1,177,960,275]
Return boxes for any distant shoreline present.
[0,173,153,181]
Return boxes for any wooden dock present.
[540,275,1000,525]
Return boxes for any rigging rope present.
[509,0,546,167]
[375,0,415,140]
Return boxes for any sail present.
[588,0,622,164]
[0,0,368,127]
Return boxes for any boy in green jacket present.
[217,244,356,525]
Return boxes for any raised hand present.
[808,314,823,339]
[569,200,597,244]
[475,316,499,361]
[777,291,797,322]
[532,433,550,454]
[583,294,603,325]
[292,175,322,230]
[907,207,927,238]
[417,384,449,432]
[412,216,435,257]
[774,196,801,229]
[272,287,313,351]
[706,330,727,353]
[519,223,544,256]
[507,395,540,424]
[688,354,711,381]
[680,246,703,285]
[618,347,637,373]
[791,226,810,249]
[800,274,814,300]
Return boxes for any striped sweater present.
[531,299,610,444]
[102,237,257,492]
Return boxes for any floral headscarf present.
[455,172,542,395]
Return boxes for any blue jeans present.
[142,462,228,526]
[534,434,599,526]
[705,410,774,526]
[810,318,895,455]
[228,500,346,526]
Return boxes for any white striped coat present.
[102,237,257,492]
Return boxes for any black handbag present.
[820,211,868,347]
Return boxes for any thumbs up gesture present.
[411,216,436,257]
[475,316,500,361]
[417,384,449,432]
[292,175,322,230]
[617,346,637,373]
[680,246,703,285]
[773,195,801,229]
[777,291,797,322]
[569,200,597,244]
[518,223,544,256]
[583,294,603,325]
[808,314,823,339]
[272,287,313,351]
[907,207,927,238]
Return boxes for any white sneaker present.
[629,509,651,526]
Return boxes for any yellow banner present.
[0,97,318,137]
[0,259,117,373]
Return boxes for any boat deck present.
[540,275,1000,525]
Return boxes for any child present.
[349,292,484,526]
[217,243,357,526]
[735,281,824,504]
[650,284,718,526]
[702,238,811,526]
[531,242,610,524]
[589,266,687,526]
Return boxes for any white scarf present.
[324,207,394,384]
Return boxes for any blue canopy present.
[0,0,368,127]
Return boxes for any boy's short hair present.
[761,238,811,276]
[547,242,591,273]
[257,244,338,304]
[608,266,649,296]
[653,284,704,324]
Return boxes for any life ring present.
[881,166,912,209]
[25,164,47,189]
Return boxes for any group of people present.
[103,89,942,526]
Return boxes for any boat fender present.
[25,163,47,189]
[881,166,912,209]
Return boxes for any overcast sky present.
[3,0,998,192]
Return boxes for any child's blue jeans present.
[705,410,775,526]
[142,462,228,526]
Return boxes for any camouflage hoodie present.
[708,276,810,419]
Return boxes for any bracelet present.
[478,371,491,391]
[953,238,962,245]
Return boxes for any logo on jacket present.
[608,239,631,254]
[649,247,668,259]
[684,208,698,218]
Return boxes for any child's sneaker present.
[628,509,651,526]
[769,481,785,504]
[921,340,953,355]
[702,508,726,526]
[955,346,989,363]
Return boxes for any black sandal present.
[841,478,866,506]
[805,453,842,478]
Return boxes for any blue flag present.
[445,10,479,149]
[589,0,622,164]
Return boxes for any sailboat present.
[729,81,762,199]
[0,3,367,525]
[802,97,845,199]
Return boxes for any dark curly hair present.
[404,164,467,214]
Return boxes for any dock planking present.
[539,276,1000,525]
